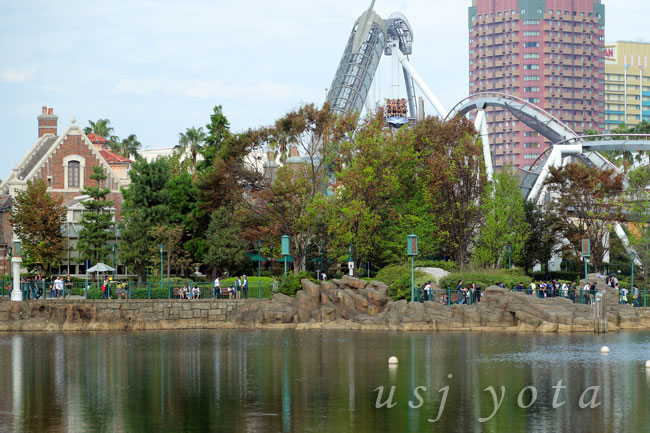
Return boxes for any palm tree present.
[119,134,141,159]
[176,127,206,166]
[84,119,121,152]
[84,119,114,139]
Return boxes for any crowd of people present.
[15,275,74,300]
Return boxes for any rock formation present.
[228,277,650,332]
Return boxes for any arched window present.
[68,161,80,188]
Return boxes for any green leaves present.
[9,179,66,272]
[78,166,114,264]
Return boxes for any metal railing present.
[0,279,278,300]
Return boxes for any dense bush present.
[414,260,458,273]
[277,272,317,297]
[390,271,430,301]
[530,271,580,282]
[439,270,532,292]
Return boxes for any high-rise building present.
[468,0,606,170]
[604,41,650,131]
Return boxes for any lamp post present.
[631,251,637,291]
[159,244,165,297]
[506,245,512,270]
[582,238,590,286]
[112,244,116,280]
[347,245,354,277]
[10,240,22,302]
[281,235,290,277]
[407,235,418,302]
[257,240,262,298]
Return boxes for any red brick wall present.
[32,133,124,219]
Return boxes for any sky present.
[1,0,649,179]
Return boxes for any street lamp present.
[582,238,590,286]
[4,246,11,298]
[407,235,418,302]
[257,240,262,299]
[281,235,290,277]
[347,245,354,277]
[506,245,512,269]
[159,244,165,297]
[112,244,116,280]
[631,250,637,291]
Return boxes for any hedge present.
[439,270,532,292]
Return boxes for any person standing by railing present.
[65,276,73,300]
[632,285,640,307]
[242,275,248,299]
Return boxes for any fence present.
[411,286,649,308]
[0,279,278,300]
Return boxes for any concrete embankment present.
[0,298,256,332]
[1,276,649,332]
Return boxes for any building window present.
[68,161,80,188]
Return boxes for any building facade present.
[0,107,132,276]
[604,41,650,131]
[468,0,606,170]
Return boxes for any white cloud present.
[0,67,36,83]
[112,76,298,100]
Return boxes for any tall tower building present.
[468,0,606,171]
[604,41,650,131]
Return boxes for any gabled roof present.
[0,124,127,192]
[100,150,132,164]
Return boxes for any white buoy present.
[645,360,650,369]
[601,346,610,354]
[388,356,399,365]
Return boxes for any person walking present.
[242,275,249,299]
[49,276,56,299]
[235,277,241,299]
[620,286,628,304]
[214,276,221,299]
[632,285,640,307]
[65,276,73,299]
[55,276,64,300]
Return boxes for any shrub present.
[530,271,580,282]
[414,260,458,273]
[277,272,317,297]
[439,270,532,292]
[390,271,430,301]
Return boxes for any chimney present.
[37,106,58,138]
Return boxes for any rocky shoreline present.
[1,276,649,332]
[229,276,650,333]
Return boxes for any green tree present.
[197,106,231,172]
[176,126,206,168]
[474,169,529,268]
[203,208,248,276]
[9,179,66,272]
[421,115,487,270]
[78,166,114,264]
[626,165,650,282]
[545,163,625,273]
[84,119,121,151]
[518,200,556,272]
[119,157,171,281]
[119,134,141,159]
[328,112,419,271]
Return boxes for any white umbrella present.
[86,263,116,273]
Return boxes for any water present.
[0,330,648,433]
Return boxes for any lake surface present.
[0,330,648,433]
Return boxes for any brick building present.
[468,0,606,171]
[0,107,132,276]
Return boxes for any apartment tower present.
[468,0,606,170]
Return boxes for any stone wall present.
[0,298,257,332]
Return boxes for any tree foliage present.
[545,163,625,272]
[9,179,66,272]
[474,169,529,268]
[203,208,248,277]
[420,115,487,269]
[78,166,114,264]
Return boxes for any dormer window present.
[68,161,80,188]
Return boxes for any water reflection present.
[0,331,648,433]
